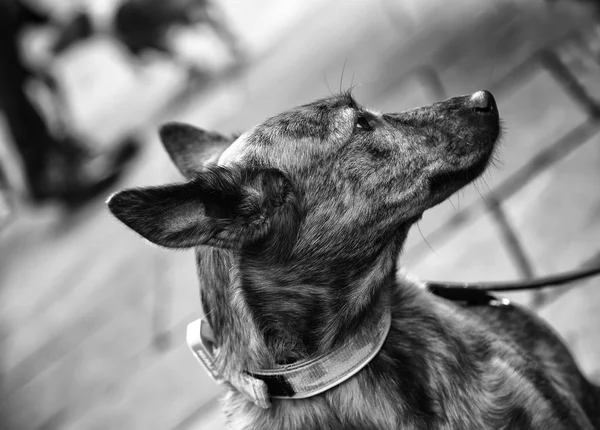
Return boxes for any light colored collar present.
[186,305,392,409]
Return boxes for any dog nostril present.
[469,90,496,112]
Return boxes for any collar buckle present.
[186,319,224,384]
[186,319,272,408]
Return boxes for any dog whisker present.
[339,58,348,94]
[448,196,458,211]
[323,72,334,96]
[472,181,489,206]
[480,176,493,194]
[416,221,436,254]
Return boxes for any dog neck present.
[196,226,410,375]
[192,290,393,408]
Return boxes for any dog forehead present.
[218,99,356,167]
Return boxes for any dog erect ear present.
[107,166,298,249]
[159,122,233,179]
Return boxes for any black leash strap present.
[425,266,600,293]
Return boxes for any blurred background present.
[0,0,599,428]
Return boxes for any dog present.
[108,90,600,429]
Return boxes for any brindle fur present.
[108,91,600,429]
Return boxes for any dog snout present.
[468,90,496,113]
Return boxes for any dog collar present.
[186,305,392,409]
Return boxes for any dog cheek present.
[344,162,379,192]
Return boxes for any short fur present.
[108,91,600,429]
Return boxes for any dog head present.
[108,90,501,371]
[108,90,500,261]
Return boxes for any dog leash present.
[425,266,600,299]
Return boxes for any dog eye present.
[355,114,373,131]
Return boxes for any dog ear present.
[107,166,298,249]
[159,122,233,179]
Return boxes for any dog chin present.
[428,153,492,196]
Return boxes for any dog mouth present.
[428,154,492,193]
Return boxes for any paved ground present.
[1,0,600,428]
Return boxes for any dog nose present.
[469,90,496,112]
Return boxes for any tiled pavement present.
[1,1,600,429]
